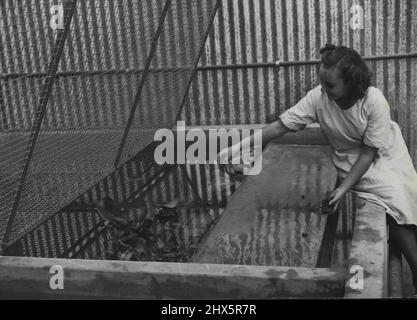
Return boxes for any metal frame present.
[59,219,107,259]
[0,80,7,130]
[113,0,172,168]
[173,0,222,124]
[1,0,78,249]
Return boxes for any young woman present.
[219,44,417,296]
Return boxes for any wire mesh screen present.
[120,0,218,164]
[17,208,105,258]
[10,162,230,262]
[0,0,55,244]
[0,0,219,245]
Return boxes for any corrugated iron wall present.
[1,1,415,148]
[1,1,415,157]
[183,0,417,164]
[0,0,214,130]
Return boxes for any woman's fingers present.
[333,200,340,212]
[329,198,338,208]
[328,188,341,205]
[328,196,340,207]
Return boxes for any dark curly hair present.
[320,44,372,99]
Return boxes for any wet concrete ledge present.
[344,198,388,298]
[0,257,347,299]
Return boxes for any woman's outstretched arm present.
[218,120,290,162]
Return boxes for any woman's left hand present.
[328,187,347,212]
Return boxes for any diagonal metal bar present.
[113,0,172,169]
[0,81,7,130]
[170,0,220,204]
[173,0,221,124]
[59,219,107,259]
[169,1,221,205]
[180,165,202,202]
[67,225,109,259]
[1,0,78,248]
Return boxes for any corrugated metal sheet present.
[183,0,417,164]
[1,1,415,146]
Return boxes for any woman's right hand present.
[217,145,255,178]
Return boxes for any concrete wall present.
[0,256,347,299]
